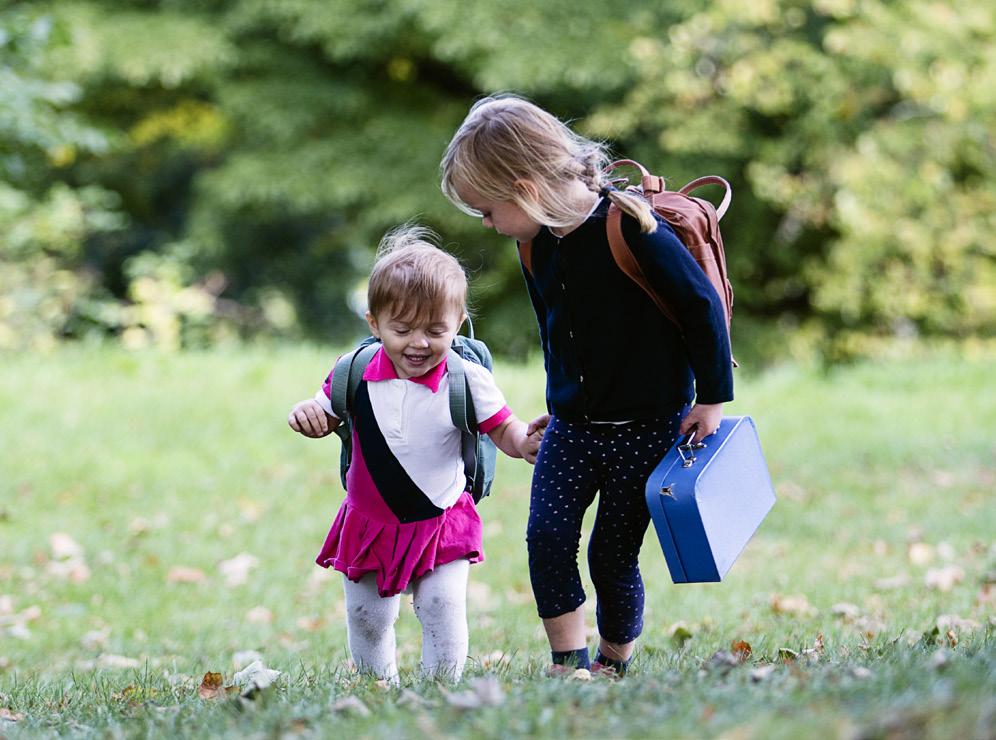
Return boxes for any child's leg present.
[526,417,600,665]
[587,412,684,665]
[342,573,401,681]
[411,558,470,681]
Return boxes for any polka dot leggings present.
[526,408,687,644]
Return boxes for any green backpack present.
[329,321,498,504]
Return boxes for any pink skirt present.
[315,491,484,597]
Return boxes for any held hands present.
[519,413,551,465]
[288,399,337,438]
[679,403,723,441]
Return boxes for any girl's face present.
[459,186,542,242]
[366,306,465,379]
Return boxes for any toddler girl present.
[288,225,545,682]
[440,95,734,676]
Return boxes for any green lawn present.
[0,346,993,738]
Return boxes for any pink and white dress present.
[313,348,511,597]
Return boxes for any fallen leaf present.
[219,553,259,587]
[81,628,110,650]
[777,648,799,662]
[397,689,434,709]
[929,649,951,671]
[705,651,739,674]
[443,676,505,709]
[98,654,141,669]
[925,566,964,592]
[50,533,83,560]
[731,640,752,663]
[330,695,371,716]
[0,707,25,722]
[296,616,325,632]
[750,664,776,682]
[770,594,817,617]
[167,567,206,584]
[874,574,910,590]
[831,602,861,621]
[907,542,934,566]
[936,614,981,632]
[197,671,237,700]
[246,606,274,624]
[233,660,281,691]
[479,650,510,670]
[669,621,694,647]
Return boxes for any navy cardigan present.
[520,197,734,423]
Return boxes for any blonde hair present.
[440,94,657,233]
[367,224,468,326]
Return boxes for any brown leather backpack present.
[518,158,737,366]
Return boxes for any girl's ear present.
[365,312,380,338]
[513,178,540,203]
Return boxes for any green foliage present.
[0,0,993,358]
[590,0,996,360]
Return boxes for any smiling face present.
[366,306,465,379]
[458,186,542,243]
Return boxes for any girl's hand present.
[679,403,723,441]
[288,399,336,438]
[526,413,550,438]
[519,427,544,465]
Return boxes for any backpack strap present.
[446,348,480,493]
[330,342,381,424]
[517,240,534,275]
[679,176,732,220]
[606,204,682,330]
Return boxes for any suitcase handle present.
[677,432,708,468]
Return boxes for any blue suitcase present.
[645,416,775,583]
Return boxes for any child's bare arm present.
[288,399,339,438]
[488,413,549,464]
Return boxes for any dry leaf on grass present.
[330,695,371,717]
[874,574,910,590]
[98,654,141,669]
[443,676,505,709]
[907,542,934,566]
[750,664,776,682]
[218,553,258,587]
[925,565,964,591]
[1,707,25,722]
[831,602,861,621]
[167,567,206,584]
[246,606,274,624]
[233,660,280,691]
[669,621,694,646]
[936,614,981,632]
[731,640,752,663]
[197,672,238,700]
[770,594,817,617]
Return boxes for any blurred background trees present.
[1,0,993,362]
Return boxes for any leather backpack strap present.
[606,204,681,330]
[679,176,732,220]
[517,240,533,275]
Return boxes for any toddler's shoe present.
[545,663,574,677]
[590,661,624,680]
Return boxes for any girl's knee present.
[347,600,398,643]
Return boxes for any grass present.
[0,345,993,738]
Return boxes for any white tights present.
[342,559,470,682]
